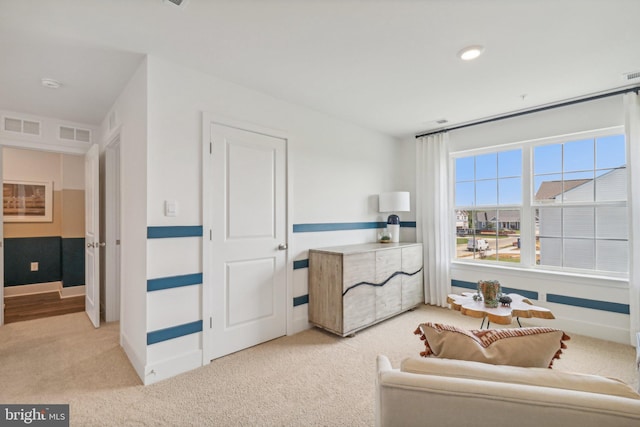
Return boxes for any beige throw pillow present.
[414,322,570,368]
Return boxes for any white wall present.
[142,55,412,383]
[100,57,148,381]
[447,95,633,344]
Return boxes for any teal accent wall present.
[4,237,85,288]
[61,238,85,287]
[4,237,61,286]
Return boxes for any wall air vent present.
[59,126,91,143]
[3,116,41,136]
[623,71,640,81]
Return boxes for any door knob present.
[99,242,106,247]
[278,243,288,250]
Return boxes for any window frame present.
[451,126,628,279]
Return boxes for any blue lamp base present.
[387,214,400,243]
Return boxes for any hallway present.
[4,291,83,324]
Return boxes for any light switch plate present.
[165,200,178,217]
[30,262,39,272]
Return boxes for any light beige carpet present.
[0,305,637,426]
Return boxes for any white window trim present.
[451,125,627,278]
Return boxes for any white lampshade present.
[379,191,410,213]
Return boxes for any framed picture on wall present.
[3,180,53,222]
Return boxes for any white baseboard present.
[4,281,62,297]
[144,350,203,385]
[60,285,85,298]
[292,317,312,335]
[121,332,146,384]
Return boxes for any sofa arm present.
[636,332,640,370]
[636,332,640,392]
[377,355,393,372]
[375,355,393,427]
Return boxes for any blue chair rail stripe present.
[451,279,476,290]
[147,320,203,345]
[147,226,203,238]
[293,259,309,270]
[293,222,385,233]
[293,294,309,307]
[547,294,630,314]
[450,279,538,300]
[148,273,203,292]
[293,221,416,233]
[501,287,538,300]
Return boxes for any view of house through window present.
[534,135,627,273]
[454,132,628,275]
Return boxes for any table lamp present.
[378,191,410,243]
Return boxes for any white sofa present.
[376,355,640,427]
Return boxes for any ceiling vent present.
[59,126,91,143]
[623,71,640,82]
[163,0,189,7]
[3,116,41,136]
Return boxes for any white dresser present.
[308,242,424,337]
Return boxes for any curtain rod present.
[415,85,640,139]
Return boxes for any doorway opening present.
[2,147,86,323]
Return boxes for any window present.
[453,131,628,276]
[454,149,522,263]
[534,135,627,273]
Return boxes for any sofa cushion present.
[414,322,570,368]
[400,356,640,400]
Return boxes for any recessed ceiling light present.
[458,45,484,61]
[41,78,62,89]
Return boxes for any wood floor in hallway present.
[4,291,84,324]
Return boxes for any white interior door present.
[208,123,287,360]
[0,147,3,326]
[85,143,100,328]
[104,140,121,322]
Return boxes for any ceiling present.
[1,0,639,138]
